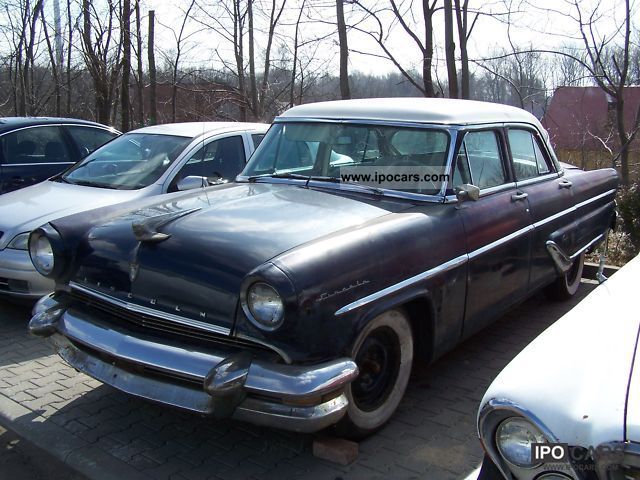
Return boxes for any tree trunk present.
[615,97,630,184]
[258,0,286,119]
[148,10,157,125]
[135,0,144,126]
[454,0,470,99]
[444,0,458,98]
[234,0,247,121]
[66,0,73,115]
[248,0,257,119]
[336,0,351,99]
[40,6,62,115]
[422,0,436,97]
[121,0,131,132]
[290,0,305,107]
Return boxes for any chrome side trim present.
[573,234,605,259]
[546,233,604,274]
[545,241,573,274]
[531,188,616,229]
[0,123,118,139]
[515,173,561,188]
[468,224,534,260]
[335,188,616,316]
[479,182,517,197]
[575,188,617,210]
[69,281,231,336]
[3,162,75,167]
[335,254,468,316]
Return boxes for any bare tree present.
[482,0,639,184]
[80,0,123,124]
[336,0,350,99]
[350,0,439,97]
[453,0,478,99]
[157,0,197,122]
[134,0,144,126]
[444,0,458,98]
[148,9,157,125]
[121,0,131,131]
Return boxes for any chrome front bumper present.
[0,247,54,299]
[30,297,359,433]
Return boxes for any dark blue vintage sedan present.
[28,98,617,437]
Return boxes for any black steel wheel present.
[334,309,413,439]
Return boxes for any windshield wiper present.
[51,175,74,184]
[247,172,311,182]
[247,173,384,196]
[338,181,385,196]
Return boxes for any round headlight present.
[29,233,55,276]
[496,417,547,468]
[245,282,284,331]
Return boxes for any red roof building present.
[541,86,640,173]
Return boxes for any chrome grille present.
[68,288,276,357]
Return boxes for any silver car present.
[0,122,268,300]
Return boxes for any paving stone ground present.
[0,282,596,480]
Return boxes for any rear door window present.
[508,129,553,180]
[1,126,72,164]
[454,130,506,190]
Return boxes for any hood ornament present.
[131,207,201,243]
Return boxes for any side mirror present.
[455,184,480,203]
[176,175,208,191]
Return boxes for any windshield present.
[241,123,450,195]
[61,133,192,189]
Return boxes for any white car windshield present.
[241,123,450,195]
[60,133,192,189]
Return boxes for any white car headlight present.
[29,233,55,276]
[496,417,547,468]
[245,282,284,331]
[7,232,30,250]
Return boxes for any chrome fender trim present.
[546,233,604,274]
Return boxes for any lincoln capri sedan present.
[28,98,618,437]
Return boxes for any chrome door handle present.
[559,180,573,189]
[511,191,528,202]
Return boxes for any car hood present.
[0,180,145,249]
[480,253,640,447]
[69,182,410,333]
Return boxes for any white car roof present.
[279,98,543,128]
[132,122,268,138]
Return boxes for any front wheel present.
[334,309,413,439]
[546,252,584,300]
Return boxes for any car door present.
[507,127,576,291]
[454,128,533,338]
[166,135,247,192]
[0,125,75,193]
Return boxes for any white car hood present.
[481,254,640,447]
[0,180,146,249]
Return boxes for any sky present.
[139,0,635,77]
